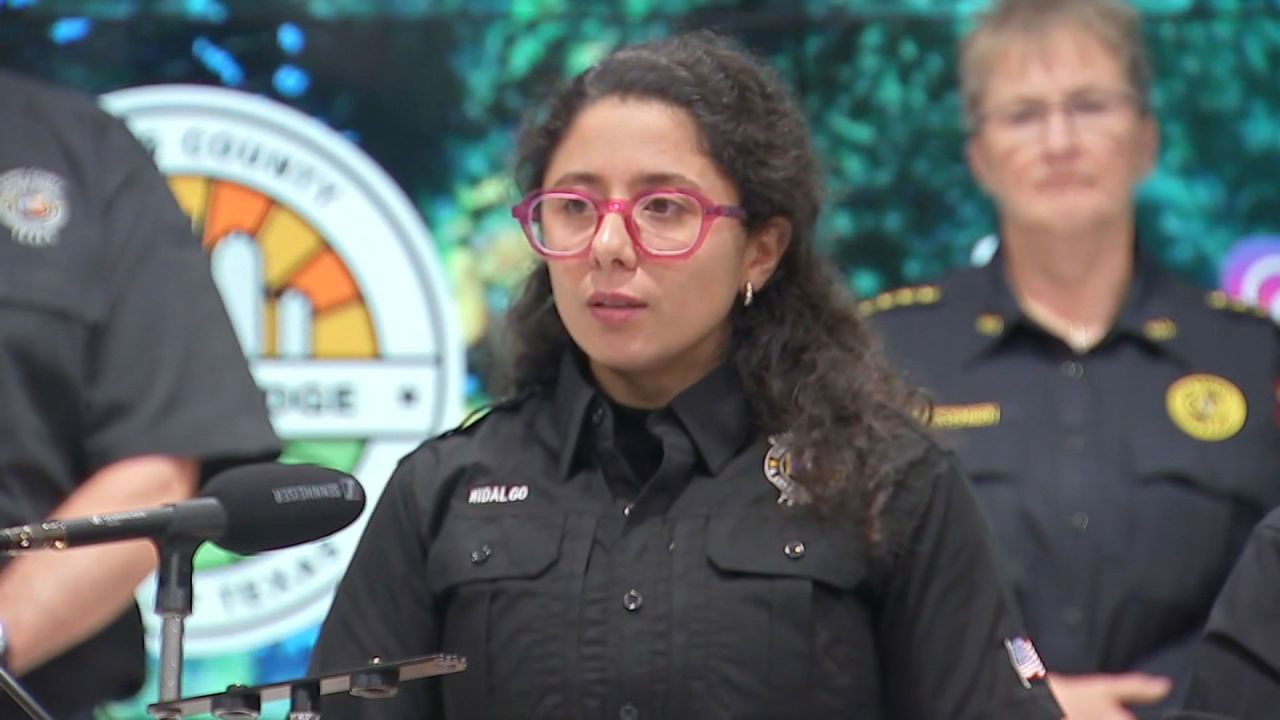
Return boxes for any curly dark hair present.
[502,31,920,543]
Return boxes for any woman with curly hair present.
[311,31,1062,720]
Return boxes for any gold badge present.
[930,402,1002,429]
[764,435,811,507]
[1166,374,1247,442]
[976,313,1005,336]
[1142,317,1177,342]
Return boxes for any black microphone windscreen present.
[201,463,367,555]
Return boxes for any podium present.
[146,654,467,719]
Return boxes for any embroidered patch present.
[1004,636,1047,689]
[930,402,1001,429]
[857,284,941,317]
[467,484,529,504]
[763,434,811,507]
[975,313,1005,336]
[1141,317,1177,342]
[1166,373,1247,442]
[0,168,69,246]
[1274,380,1280,430]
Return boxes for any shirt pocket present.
[427,512,566,716]
[0,269,94,466]
[951,430,1031,595]
[1126,431,1248,609]
[698,511,875,718]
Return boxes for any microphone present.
[0,463,366,556]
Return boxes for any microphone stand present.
[0,665,54,720]
[150,539,201,720]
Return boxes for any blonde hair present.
[959,0,1151,130]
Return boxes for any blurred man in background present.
[0,69,279,719]
[869,1,1280,718]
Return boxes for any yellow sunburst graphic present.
[168,175,377,358]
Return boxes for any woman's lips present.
[587,292,647,325]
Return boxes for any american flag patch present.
[1004,636,1047,688]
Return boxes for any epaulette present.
[432,390,531,441]
[858,284,942,318]
[1205,290,1278,324]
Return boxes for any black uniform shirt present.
[311,352,1062,719]
[1177,507,1280,720]
[0,70,280,716]
[870,251,1280,706]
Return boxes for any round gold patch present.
[1166,374,1247,442]
[1142,317,1177,342]
[975,313,1005,336]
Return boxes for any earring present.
[743,281,754,307]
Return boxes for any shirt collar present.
[551,351,753,479]
[963,241,1184,360]
[1109,250,1182,350]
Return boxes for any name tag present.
[930,402,1001,429]
[467,484,530,504]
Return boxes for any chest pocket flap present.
[0,261,99,323]
[1130,419,1280,510]
[707,511,867,590]
[427,513,564,594]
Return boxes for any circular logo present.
[1221,236,1280,320]
[1165,373,1247,442]
[101,86,464,656]
[0,167,69,245]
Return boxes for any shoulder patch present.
[859,284,942,318]
[1205,290,1278,324]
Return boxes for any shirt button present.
[622,589,643,612]
[1070,512,1090,531]
[783,540,806,559]
[470,544,492,565]
[1060,360,1084,378]
[619,703,639,720]
[591,404,605,425]
[623,502,635,518]
[1062,607,1084,627]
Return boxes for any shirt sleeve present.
[877,451,1063,720]
[81,117,279,473]
[1179,514,1280,720]
[309,448,442,719]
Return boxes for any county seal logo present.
[101,85,464,656]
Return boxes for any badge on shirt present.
[1273,380,1280,430]
[975,313,1005,336]
[929,402,1001,429]
[0,168,69,246]
[467,484,529,505]
[1142,317,1177,342]
[1165,373,1247,442]
[763,434,811,507]
[1003,636,1047,689]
